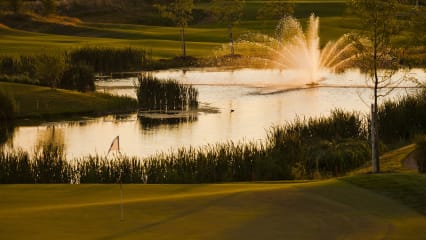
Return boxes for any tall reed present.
[136,73,198,111]
[378,89,426,144]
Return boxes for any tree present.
[41,0,57,16]
[257,1,294,20]
[155,0,193,58]
[34,54,66,88]
[408,2,425,46]
[212,0,245,56]
[7,0,23,13]
[350,0,408,173]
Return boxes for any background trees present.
[257,1,294,21]
[7,0,23,13]
[41,0,57,16]
[155,0,193,58]
[212,0,245,56]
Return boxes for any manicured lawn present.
[0,180,425,239]
[342,173,426,215]
[0,1,359,58]
[0,82,137,118]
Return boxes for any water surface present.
[4,68,425,159]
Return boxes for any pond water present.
[3,68,425,159]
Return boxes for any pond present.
[2,68,425,159]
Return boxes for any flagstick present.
[120,169,124,222]
[120,180,124,221]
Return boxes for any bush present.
[0,122,14,145]
[34,54,66,88]
[69,47,150,73]
[60,64,95,92]
[0,91,15,120]
[415,136,426,173]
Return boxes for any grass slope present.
[0,82,137,118]
[0,180,425,239]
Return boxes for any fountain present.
[218,14,358,85]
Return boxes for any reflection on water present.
[34,126,65,154]
[138,112,198,130]
[5,68,425,159]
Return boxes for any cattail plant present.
[135,72,198,111]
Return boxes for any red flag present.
[108,136,120,154]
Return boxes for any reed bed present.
[136,73,198,111]
[378,89,426,144]
[0,110,370,183]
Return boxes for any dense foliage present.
[0,47,151,91]
[69,47,151,73]
[0,91,15,120]
[60,64,95,92]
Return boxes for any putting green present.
[0,180,424,239]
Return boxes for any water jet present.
[219,14,358,85]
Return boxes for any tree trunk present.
[181,27,186,59]
[371,104,380,173]
[372,24,380,173]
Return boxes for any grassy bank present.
[0,179,425,239]
[0,82,137,118]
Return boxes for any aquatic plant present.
[135,72,198,111]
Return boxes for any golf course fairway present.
[1,179,425,239]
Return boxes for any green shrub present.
[60,64,95,92]
[34,54,66,88]
[0,91,15,120]
[0,122,14,145]
[69,47,150,73]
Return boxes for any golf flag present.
[108,136,120,154]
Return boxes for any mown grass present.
[0,82,137,118]
[343,143,426,215]
[1,0,420,61]
[342,174,426,216]
[0,179,425,239]
[0,1,369,59]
